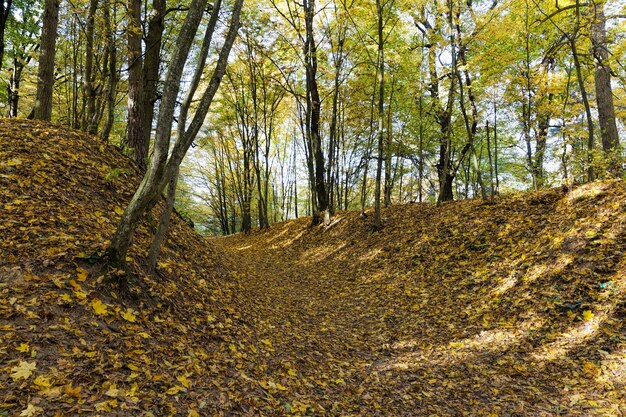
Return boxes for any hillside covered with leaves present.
[2,119,626,416]
[0,119,271,416]
[216,181,626,415]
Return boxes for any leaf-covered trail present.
[215,186,626,416]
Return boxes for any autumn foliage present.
[2,119,626,415]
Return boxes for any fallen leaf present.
[33,375,53,388]
[20,404,43,417]
[10,361,36,381]
[91,298,108,316]
[121,309,136,322]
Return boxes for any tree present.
[106,0,243,270]
[124,0,146,170]
[0,0,13,72]
[32,0,59,121]
[591,0,620,176]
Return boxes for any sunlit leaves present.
[10,361,36,381]
[121,308,137,322]
[91,298,108,316]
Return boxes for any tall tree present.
[32,0,59,121]
[124,0,146,170]
[591,0,620,176]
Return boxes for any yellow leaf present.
[177,375,191,389]
[105,385,119,397]
[33,375,52,388]
[261,339,272,347]
[128,382,139,396]
[583,361,600,377]
[166,386,182,395]
[16,343,30,353]
[94,401,111,412]
[582,310,594,321]
[19,404,43,417]
[60,294,72,303]
[287,368,297,377]
[128,364,139,371]
[10,360,36,381]
[188,411,200,417]
[121,309,136,323]
[114,207,124,216]
[76,268,88,282]
[91,299,108,316]
[64,384,82,398]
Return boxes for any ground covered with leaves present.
[216,185,626,416]
[2,119,626,416]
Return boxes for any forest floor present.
[215,186,626,416]
[2,119,626,416]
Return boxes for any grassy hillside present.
[2,118,626,416]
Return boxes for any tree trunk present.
[125,0,146,170]
[106,0,211,267]
[83,0,98,133]
[141,0,167,152]
[106,0,242,269]
[32,0,59,121]
[0,0,12,72]
[148,166,179,271]
[570,36,595,182]
[591,0,620,176]
[304,0,328,226]
[100,0,118,142]
[373,0,385,230]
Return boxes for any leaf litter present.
[1,119,626,415]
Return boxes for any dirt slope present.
[216,181,626,416]
[0,119,270,416]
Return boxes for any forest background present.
[3,0,626,235]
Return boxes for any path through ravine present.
[214,197,626,416]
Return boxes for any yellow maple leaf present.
[16,343,30,353]
[582,310,594,321]
[33,375,52,388]
[10,360,36,381]
[91,299,108,316]
[287,368,297,377]
[188,411,200,417]
[121,309,136,323]
[19,404,43,417]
